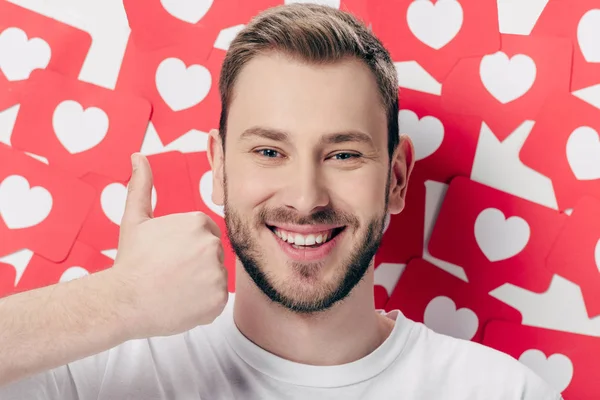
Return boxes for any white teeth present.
[272,227,337,246]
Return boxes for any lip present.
[266,222,345,235]
[269,225,346,262]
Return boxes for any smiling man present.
[0,3,562,399]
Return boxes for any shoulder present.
[399,319,563,399]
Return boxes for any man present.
[0,4,562,399]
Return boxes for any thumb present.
[122,153,154,228]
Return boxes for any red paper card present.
[16,241,113,293]
[531,0,600,91]
[386,258,521,343]
[0,144,95,262]
[184,151,236,292]
[374,168,428,266]
[77,151,198,253]
[373,284,389,310]
[117,36,224,145]
[519,92,600,211]
[10,69,151,181]
[483,320,600,399]
[441,34,573,141]
[369,0,500,81]
[398,89,480,182]
[545,196,600,318]
[427,176,566,293]
[0,1,91,109]
[123,0,241,51]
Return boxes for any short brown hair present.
[218,3,399,160]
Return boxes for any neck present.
[232,260,395,366]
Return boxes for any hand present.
[110,153,229,340]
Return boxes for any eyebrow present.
[239,126,375,146]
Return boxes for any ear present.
[207,128,225,207]
[387,134,415,215]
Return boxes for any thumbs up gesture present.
[110,153,229,340]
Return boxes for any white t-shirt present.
[1,293,562,400]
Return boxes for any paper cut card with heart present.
[546,196,600,318]
[427,176,566,293]
[386,258,522,343]
[0,261,17,299]
[0,1,91,110]
[78,152,197,253]
[441,34,573,141]
[10,70,151,182]
[123,0,241,51]
[369,0,500,81]
[397,89,480,182]
[117,35,223,145]
[15,241,113,293]
[0,144,95,262]
[531,0,600,91]
[482,320,600,399]
[519,92,600,211]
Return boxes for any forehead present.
[225,52,387,145]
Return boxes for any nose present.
[280,159,330,216]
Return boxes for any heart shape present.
[53,100,109,154]
[474,208,530,262]
[100,182,158,226]
[0,27,51,81]
[566,126,600,181]
[423,296,478,341]
[0,175,52,229]
[577,9,600,63]
[519,350,573,393]
[199,171,224,218]
[480,52,536,104]
[406,0,463,50]
[160,0,214,24]
[155,57,212,112]
[398,109,444,161]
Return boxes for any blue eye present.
[333,153,360,160]
[258,149,280,158]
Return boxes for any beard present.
[223,171,390,315]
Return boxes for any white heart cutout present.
[199,171,224,218]
[53,100,109,154]
[519,350,573,393]
[480,52,536,104]
[577,9,600,63]
[160,0,214,24]
[566,126,600,181]
[284,0,340,9]
[0,175,53,229]
[59,266,90,283]
[406,0,463,50]
[101,183,158,226]
[0,27,51,81]
[156,58,212,112]
[398,109,444,160]
[474,208,530,262]
[214,25,246,51]
[423,296,478,341]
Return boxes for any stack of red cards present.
[2,0,600,396]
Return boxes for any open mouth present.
[266,224,346,249]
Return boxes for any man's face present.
[214,53,400,314]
